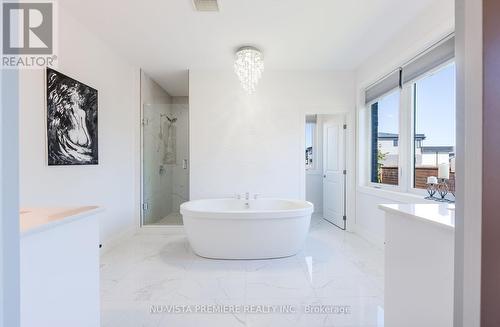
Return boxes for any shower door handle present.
[183,159,188,169]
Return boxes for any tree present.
[377,148,388,183]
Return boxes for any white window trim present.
[408,81,430,197]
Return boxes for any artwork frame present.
[46,68,98,166]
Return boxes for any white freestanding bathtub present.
[180,198,314,259]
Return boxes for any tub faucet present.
[243,192,251,209]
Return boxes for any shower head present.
[160,114,177,123]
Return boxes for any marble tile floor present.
[151,212,183,225]
[100,214,384,327]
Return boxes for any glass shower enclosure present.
[141,103,189,225]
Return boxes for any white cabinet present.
[20,207,101,327]
[379,204,454,327]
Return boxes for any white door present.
[322,116,346,229]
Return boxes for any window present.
[413,63,456,191]
[362,36,456,197]
[370,90,400,185]
[305,116,316,169]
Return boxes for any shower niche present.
[142,101,189,225]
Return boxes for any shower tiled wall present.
[171,97,189,212]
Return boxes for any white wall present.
[305,173,323,212]
[189,70,355,204]
[1,68,20,327]
[454,0,482,325]
[354,0,455,246]
[141,71,172,106]
[19,6,141,245]
[356,189,430,246]
[356,0,455,88]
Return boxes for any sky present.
[305,122,314,148]
[378,62,456,147]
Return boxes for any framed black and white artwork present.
[46,68,98,165]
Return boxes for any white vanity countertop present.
[378,203,455,231]
[20,206,103,237]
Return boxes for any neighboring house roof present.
[421,146,455,154]
[378,132,426,141]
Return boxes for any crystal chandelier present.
[234,46,264,94]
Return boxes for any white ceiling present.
[60,0,449,96]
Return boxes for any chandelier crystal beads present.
[234,46,264,94]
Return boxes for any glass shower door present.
[142,103,189,225]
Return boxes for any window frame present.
[408,60,456,196]
[366,89,404,192]
[364,60,456,197]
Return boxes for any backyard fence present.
[380,166,456,193]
